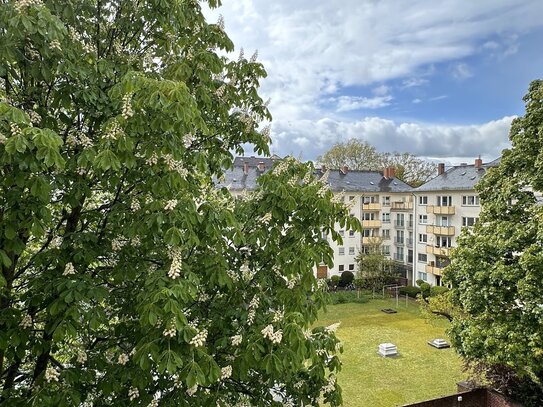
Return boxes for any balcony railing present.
[391,201,413,211]
[394,220,405,228]
[393,253,404,262]
[382,219,391,224]
[406,221,413,229]
[362,203,381,211]
[394,237,405,245]
[426,225,455,236]
[361,220,381,228]
[406,238,413,247]
[362,236,381,245]
[426,264,445,276]
[426,205,455,215]
[426,245,451,257]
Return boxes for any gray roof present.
[220,157,414,193]
[324,170,413,193]
[415,158,500,192]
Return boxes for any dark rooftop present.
[416,158,500,192]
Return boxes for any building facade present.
[412,157,499,286]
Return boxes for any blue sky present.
[205,1,543,164]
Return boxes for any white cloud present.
[271,116,514,162]
[451,63,473,80]
[333,95,393,111]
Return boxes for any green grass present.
[317,299,464,407]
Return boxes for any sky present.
[204,0,543,165]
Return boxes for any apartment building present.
[412,157,500,286]
[221,157,415,280]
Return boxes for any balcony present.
[406,238,413,247]
[362,203,381,211]
[426,205,455,215]
[362,220,381,228]
[426,225,455,236]
[394,220,405,228]
[426,264,445,276]
[362,236,381,245]
[426,245,451,257]
[394,237,405,245]
[391,201,413,211]
[393,253,404,262]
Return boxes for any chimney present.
[243,161,249,175]
[257,161,265,172]
[438,163,445,175]
[383,167,395,179]
[475,156,482,169]
[340,165,348,175]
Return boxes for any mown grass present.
[316,299,465,407]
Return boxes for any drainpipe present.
[411,192,417,287]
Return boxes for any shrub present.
[329,291,369,304]
[339,271,355,287]
[399,286,421,298]
[430,286,449,297]
[330,275,340,286]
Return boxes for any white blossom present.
[220,365,232,380]
[186,385,198,396]
[10,123,22,137]
[63,262,76,276]
[77,349,87,364]
[168,248,182,279]
[183,133,194,148]
[272,309,284,323]
[321,375,336,395]
[111,237,126,252]
[20,314,32,328]
[50,39,61,52]
[231,334,242,346]
[164,199,178,211]
[117,353,129,365]
[302,329,312,340]
[45,366,60,383]
[131,200,141,212]
[163,325,176,338]
[325,322,341,333]
[146,152,159,166]
[261,324,282,344]
[189,328,208,347]
[14,0,43,13]
[250,50,258,63]
[121,93,133,119]
[103,120,123,141]
[147,399,159,407]
[0,133,6,144]
[128,387,139,401]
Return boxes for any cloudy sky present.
[205,0,543,164]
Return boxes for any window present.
[363,229,378,237]
[439,216,450,226]
[348,264,355,271]
[349,229,355,237]
[338,265,344,272]
[436,236,452,248]
[419,214,428,224]
[417,272,428,282]
[437,196,453,206]
[419,196,428,205]
[339,230,345,237]
[395,213,405,227]
[348,247,355,255]
[418,253,427,262]
[363,195,378,204]
[382,245,390,255]
[382,196,390,206]
[382,213,391,223]
[382,229,390,239]
[321,231,328,240]
[338,247,345,255]
[363,212,376,220]
[395,230,404,244]
[419,233,427,243]
[462,195,480,206]
[462,217,478,227]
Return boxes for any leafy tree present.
[317,138,435,186]
[356,238,397,292]
[0,1,359,405]
[446,80,543,405]
[338,271,354,288]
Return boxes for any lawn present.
[316,298,465,407]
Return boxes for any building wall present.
[413,190,482,286]
[324,191,414,279]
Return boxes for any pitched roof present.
[220,157,414,193]
[415,158,500,192]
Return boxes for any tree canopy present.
[0,1,359,405]
[317,139,435,186]
[446,80,543,405]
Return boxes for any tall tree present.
[446,80,543,406]
[0,1,358,405]
[317,139,435,186]
[356,238,397,293]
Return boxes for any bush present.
[339,271,355,287]
[399,286,421,298]
[330,275,340,286]
[430,286,449,297]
